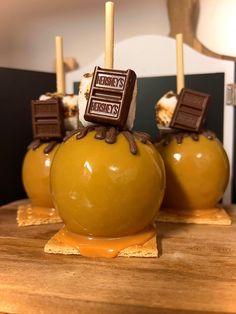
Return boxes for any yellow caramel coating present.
[51,131,166,237]
[22,143,59,208]
[156,135,229,210]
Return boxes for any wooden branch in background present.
[167,0,236,62]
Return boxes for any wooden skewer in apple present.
[78,1,137,131]
[39,36,79,132]
[155,33,184,129]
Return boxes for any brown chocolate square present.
[170,88,210,132]
[84,66,136,128]
[31,98,65,140]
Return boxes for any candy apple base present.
[51,131,165,237]
[21,143,61,226]
[44,226,158,258]
[156,207,231,225]
[17,203,62,227]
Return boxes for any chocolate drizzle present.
[133,131,151,144]
[43,141,58,154]
[27,139,41,151]
[63,129,80,142]
[158,130,216,146]
[63,126,151,155]
[204,130,215,140]
[27,139,58,154]
[122,131,138,155]
[95,126,107,140]
[104,127,118,144]
[76,125,97,140]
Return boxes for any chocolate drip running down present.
[27,139,59,154]
[159,130,216,146]
[64,126,151,155]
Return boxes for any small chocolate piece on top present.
[31,98,65,140]
[84,66,136,128]
[170,88,210,132]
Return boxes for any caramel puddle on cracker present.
[58,225,156,258]
[18,204,59,220]
[164,208,221,218]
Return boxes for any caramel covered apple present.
[17,97,64,226]
[51,129,165,238]
[45,64,166,257]
[17,36,77,226]
[45,66,166,257]
[45,2,166,258]
[44,126,165,258]
[18,142,61,226]
[156,131,230,216]
[155,87,231,224]
[23,142,59,208]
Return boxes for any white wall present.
[0,0,169,77]
[197,0,236,57]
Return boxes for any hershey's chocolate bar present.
[170,88,210,132]
[31,98,65,140]
[84,66,136,128]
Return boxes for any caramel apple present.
[23,142,59,208]
[17,141,62,226]
[17,94,65,226]
[51,130,166,237]
[45,4,165,257]
[46,63,166,257]
[156,131,229,211]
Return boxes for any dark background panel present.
[134,73,224,141]
[74,73,224,141]
[0,71,224,205]
[0,68,56,205]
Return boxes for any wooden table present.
[0,202,236,314]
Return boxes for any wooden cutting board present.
[0,201,236,314]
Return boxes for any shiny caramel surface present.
[22,143,59,208]
[156,135,229,210]
[57,225,156,258]
[51,131,165,237]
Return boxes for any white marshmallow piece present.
[126,79,137,130]
[155,91,178,128]
[78,73,94,128]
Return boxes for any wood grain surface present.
[0,203,236,314]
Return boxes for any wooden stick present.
[176,33,185,94]
[105,1,114,69]
[55,36,65,94]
